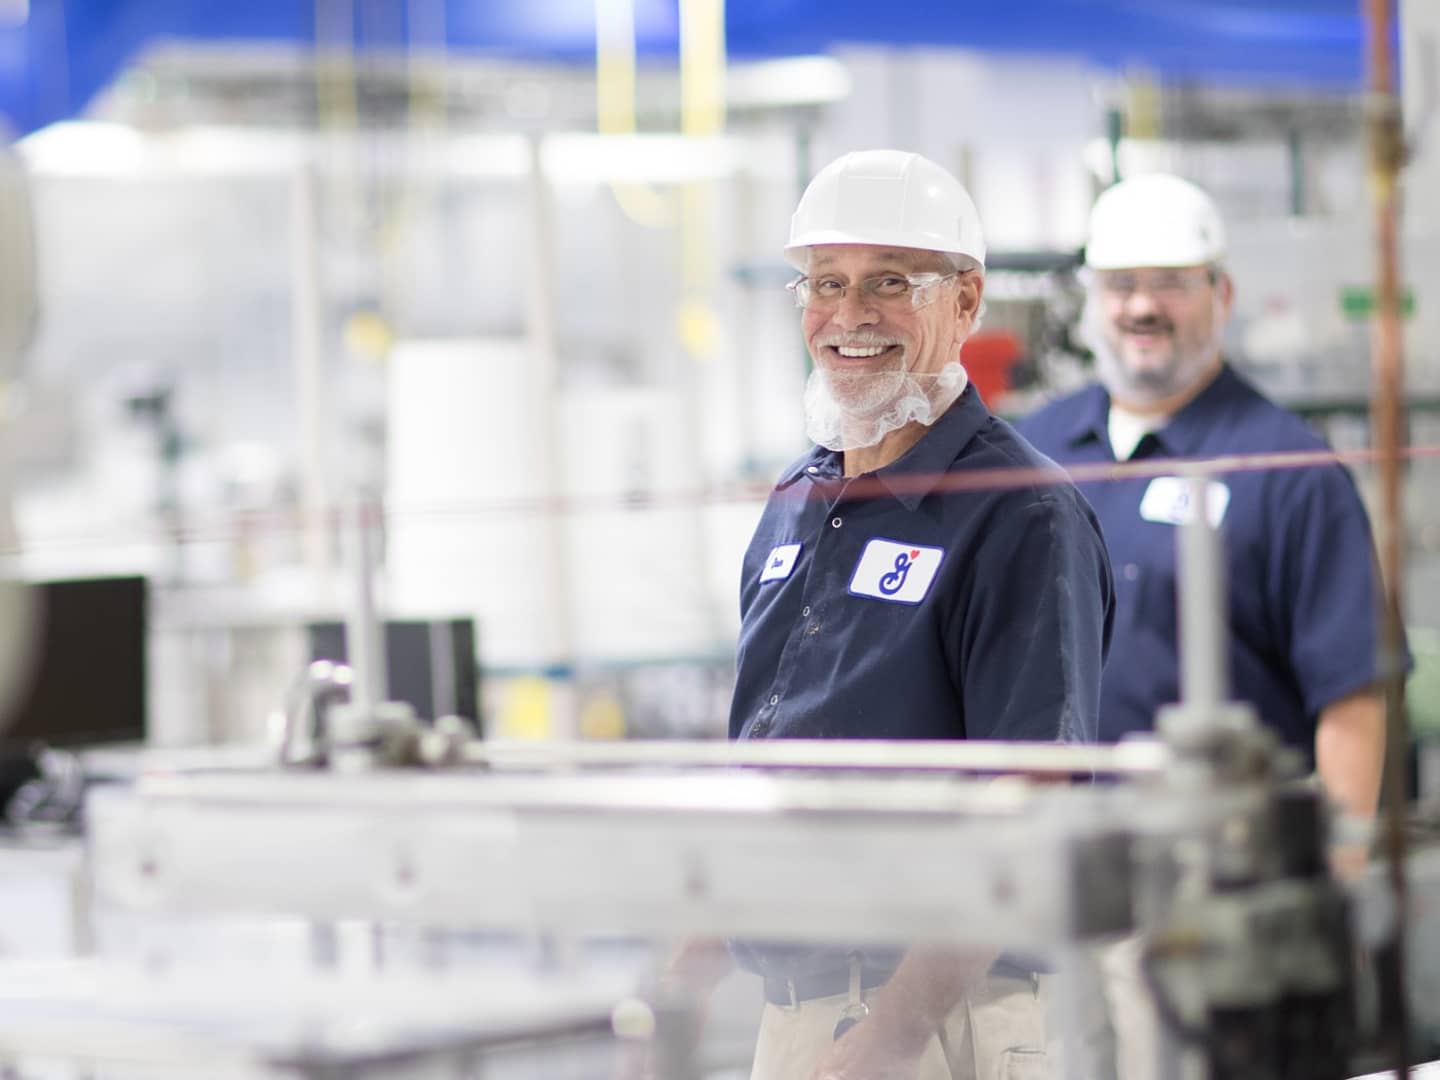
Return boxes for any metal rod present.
[1363,0,1411,1072]
[1176,471,1229,712]
[459,737,1168,776]
[524,134,577,734]
[289,165,330,576]
[343,493,387,717]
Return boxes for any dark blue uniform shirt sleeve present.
[1273,468,1391,715]
[951,492,1111,743]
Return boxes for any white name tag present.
[759,543,803,583]
[848,538,944,604]
[1139,477,1230,527]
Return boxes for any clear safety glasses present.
[1089,267,1217,301]
[786,271,960,311]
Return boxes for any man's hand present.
[804,1014,929,1080]
[805,946,994,1080]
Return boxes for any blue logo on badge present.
[878,549,917,595]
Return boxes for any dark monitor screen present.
[0,576,147,750]
[307,618,479,726]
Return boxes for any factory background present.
[2,4,1440,1079]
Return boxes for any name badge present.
[848,538,944,604]
[759,543,803,583]
[1139,477,1230,527]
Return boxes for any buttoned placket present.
[752,476,850,735]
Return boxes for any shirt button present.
[806,465,819,474]
[831,516,843,529]
[769,694,780,706]
[801,605,811,616]
[1123,563,1139,581]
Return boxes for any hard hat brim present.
[784,228,986,270]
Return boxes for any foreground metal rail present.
[83,737,1173,780]
[460,737,1169,777]
[461,736,1171,776]
[88,767,1139,948]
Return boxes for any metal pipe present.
[1363,0,1411,1072]
[343,493,387,718]
[289,166,330,575]
[1176,472,1229,712]
[460,737,1169,777]
[524,134,578,734]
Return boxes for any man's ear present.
[954,272,983,324]
[1215,270,1235,319]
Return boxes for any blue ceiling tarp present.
[0,0,1381,138]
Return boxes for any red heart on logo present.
[909,549,920,559]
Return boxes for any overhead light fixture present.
[726,56,851,109]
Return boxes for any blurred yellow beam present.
[595,0,675,228]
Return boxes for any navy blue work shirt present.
[1017,364,1395,761]
[729,384,1114,746]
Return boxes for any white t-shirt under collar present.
[1107,403,1169,461]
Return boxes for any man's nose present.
[1122,288,1162,320]
[832,288,880,328]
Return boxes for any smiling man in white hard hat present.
[1018,171,1398,1076]
[780,150,989,471]
[636,151,1115,1080]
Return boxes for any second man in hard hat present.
[1018,171,1396,1076]
[1020,173,1391,827]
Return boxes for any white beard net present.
[803,359,969,452]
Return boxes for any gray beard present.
[1083,298,1226,407]
[803,361,968,451]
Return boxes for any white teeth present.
[835,345,891,357]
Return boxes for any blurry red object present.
[962,330,1024,405]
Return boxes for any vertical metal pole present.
[1287,128,1306,217]
[794,122,814,378]
[344,491,387,719]
[677,0,728,659]
[1106,106,1124,186]
[524,136,577,734]
[1363,0,1411,1072]
[1176,473,1228,713]
[291,166,331,575]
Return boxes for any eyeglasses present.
[1093,268,1216,300]
[786,271,959,311]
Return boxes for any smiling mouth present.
[825,344,901,362]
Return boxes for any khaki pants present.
[749,971,1050,1080]
[1099,936,1158,1080]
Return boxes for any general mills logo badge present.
[848,539,944,604]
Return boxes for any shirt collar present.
[1060,383,1112,449]
[1062,363,1242,458]
[1148,363,1244,456]
[775,444,840,490]
[776,386,991,511]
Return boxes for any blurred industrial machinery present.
[1,465,1437,1080]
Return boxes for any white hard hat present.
[1085,173,1226,270]
[784,149,986,270]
